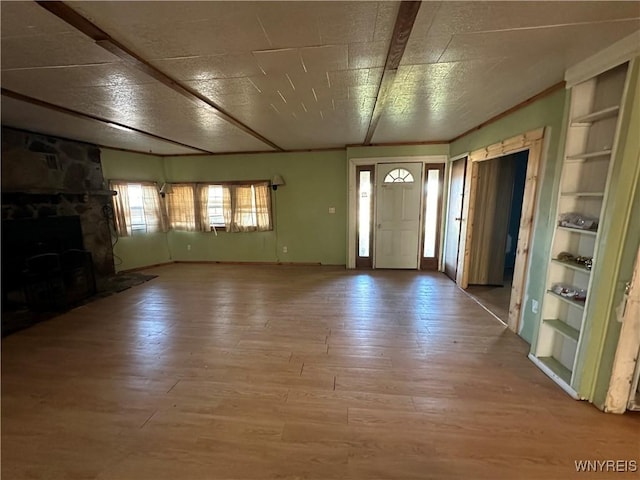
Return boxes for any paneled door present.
[374,163,423,269]
[444,157,466,280]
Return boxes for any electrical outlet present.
[531,299,539,314]
[187,244,192,251]
[328,207,336,214]
[282,246,288,253]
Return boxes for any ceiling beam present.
[37,1,284,152]
[1,88,211,154]
[364,1,422,145]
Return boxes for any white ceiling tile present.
[348,42,388,69]
[1,32,118,70]
[254,2,322,48]
[300,45,349,73]
[427,1,640,36]
[1,96,201,155]
[316,2,379,44]
[252,48,305,76]
[0,1,73,38]
[439,20,640,63]
[153,54,263,81]
[373,2,401,41]
[1,63,155,93]
[2,1,639,151]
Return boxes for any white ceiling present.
[1,1,639,155]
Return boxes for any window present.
[384,168,414,183]
[165,181,272,232]
[110,181,167,236]
[127,184,147,233]
[356,166,374,268]
[420,164,444,270]
[207,185,225,228]
[423,169,440,257]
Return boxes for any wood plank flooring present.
[2,264,639,479]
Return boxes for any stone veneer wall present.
[1,127,115,276]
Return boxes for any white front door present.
[375,163,423,269]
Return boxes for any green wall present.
[163,150,347,265]
[347,143,449,159]
[450,88,568,344]
[100,149,171,271]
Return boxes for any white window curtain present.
[196,184,210,232]
[110,181,167,236]
[224,182,272,232]
[164,181,272,233]
[110,181,132,237]
[141,184,168,233]
[166,184,198,231]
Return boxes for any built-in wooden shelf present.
[551,258,592,274]
[566,149,612,161]
[546,290,586,309]
[537,356,573,385]
[543,319,580,342]
[557,226,598,236]
[560,192,605,198]
[571,105,620,126]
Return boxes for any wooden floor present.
[465,283,512,325]
[2,264,638,480]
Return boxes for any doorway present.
[465,151,528,323]
[347,155,449,270]
[456,128,544,333]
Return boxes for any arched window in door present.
[384,168,414,183]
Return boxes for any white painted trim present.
[528,354,580,399]
[565,31,640,87]
[347,155,448,269]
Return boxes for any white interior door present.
[375,163,423,269]
[444,157,466,280]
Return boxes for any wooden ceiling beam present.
[364,1,422,145]
[36,1,284,152]
[1,88,212,154]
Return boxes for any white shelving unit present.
[530,62,630,397]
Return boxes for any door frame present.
[457,128,545,333]
[347,155,448,269]
[604,246,640,413]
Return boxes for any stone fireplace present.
[1,127,115,310]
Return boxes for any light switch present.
[328,207,336,214]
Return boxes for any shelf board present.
[543,319,580,342]
[537,356,573,385]
[571,105,620,125]
[557,226,597,236]
[551,258,591,274]
[566,149,612,161]
[560,192,604,198]
[546,290,586,310]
